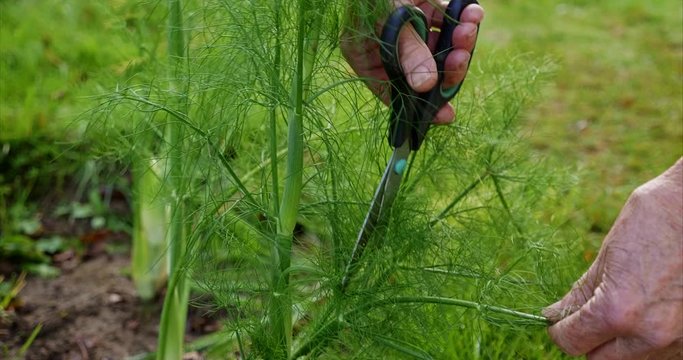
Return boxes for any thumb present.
[546,284,618,356]
[543,259,603,323]
[398,25,437,92]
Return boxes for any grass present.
[0,0,162,140]
[1,0,681,359]
[481,0,683,254]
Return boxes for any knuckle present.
[454,23,474,36]
[627,186,647,207]
[605,302,641,333]
[548,309,602,356]
[628,180,661,206]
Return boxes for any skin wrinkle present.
[573,275,594,305]
[555,255,607,318]
[547,159,683,359]
[549,266,600,320]
[560,291,611,355]
[599,279,630,334]
[623,337,654,358]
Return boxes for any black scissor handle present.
[380,6,429,150]
[380,0,479,150]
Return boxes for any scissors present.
[341,0,479,291]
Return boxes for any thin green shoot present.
[18,323,43,357]
[0,272,25,309]
[430,171,489,226]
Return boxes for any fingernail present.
[542,301,562,323]
[541,306,554,318]
[410,65,431,89]
[542,308,559,324]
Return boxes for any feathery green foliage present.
[88,0,573,358]
[0,0,678,358]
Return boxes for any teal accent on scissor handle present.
[379,0,479,150]
[394,158,407,174]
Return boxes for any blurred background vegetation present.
[2,0,680,243]
[0,0,681,358]
[485,0,682,258]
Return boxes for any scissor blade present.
[375,143,411,219]
[341,143,411,290]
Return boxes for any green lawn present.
[483,0,682,254]
[0,0,160,139]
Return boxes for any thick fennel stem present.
[269,0,282,222]
[157,0,189,359]
[270,1,321,357]
[131,157,166,301]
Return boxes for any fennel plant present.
[89,0,575,358]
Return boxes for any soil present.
[2,253,160,360]
[0,181,220,360]
[0,235,225,360]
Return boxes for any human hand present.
[544,158,683,359]
[341,1,484,125]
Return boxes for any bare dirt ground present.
[3,252,160,359]
[0,184,219,360]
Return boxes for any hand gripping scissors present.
[341,0,479,291]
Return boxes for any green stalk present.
[18,323,42,357]
[131,164,151,299]
[269,0,282,221]
[270,1,321,357]
[491,173,524,234]
[430,171,489,226]
[270,21,305,360]
[292,296,548,359]
[360,296,548,323]
[157,0,189,359]
[131,157,167,301]
[278,7,307,237]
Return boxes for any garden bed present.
[2,226,223,360]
